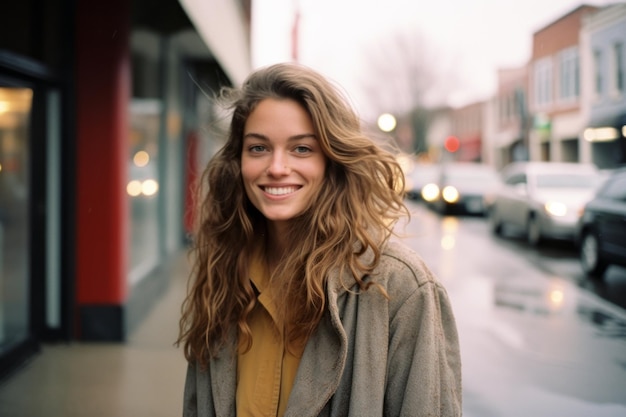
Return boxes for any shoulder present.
[377,240,438,288]
[373,240,444,309]
[327,239,441,302]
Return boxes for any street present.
[396,200,626,417]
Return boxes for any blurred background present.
[0,0,625,416]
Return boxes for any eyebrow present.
[243,133,317,142]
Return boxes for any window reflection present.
[128,99,160,285]
[0,87,32,351]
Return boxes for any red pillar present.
[75,0,130,340]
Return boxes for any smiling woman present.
[177,62,462,417]
[241,98,326,229]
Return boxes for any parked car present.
[428,162,501,215]
[405,164,440,201]
[577,167,626,279]
[489,162,606,246]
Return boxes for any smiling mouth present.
[262,186,300,196]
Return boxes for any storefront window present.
[127,99,160,285]
[0,87,32,352]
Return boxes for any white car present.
[405,164,440,202]
[489,162,606,246]
[428,163,501,215]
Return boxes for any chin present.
[264,214,296,223]
[262,209,306,224]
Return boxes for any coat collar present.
[208,243,381,416]
[283,243,379,415]
[283,271,348,416]
[326,243,378,296]
[207,295,347,417]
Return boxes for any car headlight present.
[544,201,567,217]
[421,183,440,202]
[442,186,459,203]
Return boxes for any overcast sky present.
[251,0,614,121]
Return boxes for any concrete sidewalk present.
[0,253,191,417]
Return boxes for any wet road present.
[396,201,626,417]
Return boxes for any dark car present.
[577,167,626,279]
[429,162,501,215]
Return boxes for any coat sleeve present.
[384,277,462,416]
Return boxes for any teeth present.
[264,186,297,195]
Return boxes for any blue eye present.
[294,146,311,154]
[249,145,266,153]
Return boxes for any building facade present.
[580,3,626,168]
[449,101,485,162]
[527,5,599,163]
[490,66,530,168]
[0,0,251,379]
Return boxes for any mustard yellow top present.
[236,246,305,417]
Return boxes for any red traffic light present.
[444,136,460,153]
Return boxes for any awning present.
[587,112,626,129]
[584,112,626,142]
[178,0,252,86]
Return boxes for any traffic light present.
[444,136,460,153]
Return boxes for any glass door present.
[0,86,33,355]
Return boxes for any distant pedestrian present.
[177,62,462,416]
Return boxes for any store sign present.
[583,127,619,142]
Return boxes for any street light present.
[377,113,397,133]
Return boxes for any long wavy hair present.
[177,63,409,368]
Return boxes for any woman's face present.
[241,98,327,226]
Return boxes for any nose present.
[266,151,290,177]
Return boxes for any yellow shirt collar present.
[249,243,279,325]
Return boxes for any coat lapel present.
[284,272,349,416]
[209,333,238,417]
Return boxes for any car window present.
[444,170,499,185]
[411,166,439,182]
[535,174,603,189]
[505,173,526,186]
[599,174,626,201]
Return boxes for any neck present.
[265,220,290,270]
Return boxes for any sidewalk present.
[0,253,191,417]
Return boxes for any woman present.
[177,63,462,416]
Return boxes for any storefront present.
[584,113,626,169]
[0,0,74,377]
[0,0,250,379]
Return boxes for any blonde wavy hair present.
[177,63,409,367]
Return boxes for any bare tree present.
[359,27,460,153]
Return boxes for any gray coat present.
[183,240,462,416]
